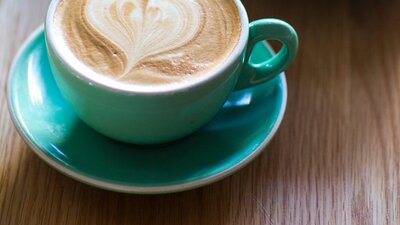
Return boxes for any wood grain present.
[1,0,400,224]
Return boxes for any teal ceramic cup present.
[44,0,298,144]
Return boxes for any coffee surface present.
[53,0,241,86]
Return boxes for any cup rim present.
[45,0,250,96]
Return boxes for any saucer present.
[7,26,287,194]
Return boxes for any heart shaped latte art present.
[54,0,241,86]
[85,0,203,78]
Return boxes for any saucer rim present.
[7,25,287,194]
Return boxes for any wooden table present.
[1,0,399,224]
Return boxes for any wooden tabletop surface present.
[1,0,400,224]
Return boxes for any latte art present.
[53,0,241,86]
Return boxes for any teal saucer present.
[7,26,287,194]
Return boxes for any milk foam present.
[53,0,241,86]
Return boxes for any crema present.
[53,0,241,86]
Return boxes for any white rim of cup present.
[45,0,250,95]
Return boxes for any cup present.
[44,0,298,144]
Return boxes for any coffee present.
[52,0,241,87]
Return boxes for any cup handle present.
[235,19,299,90]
